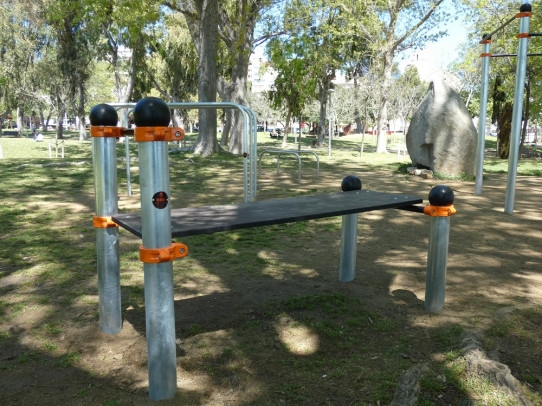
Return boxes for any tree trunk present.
[498,102,513,159]
[16,107,25,137]
[353,76,362,134]
[317,85,328,145]
[281,110,292,148]
[56,98,65,140]
[192,0,219,157]
[519,80,530,158]
[376,52,393,153]
[77,76,87,141]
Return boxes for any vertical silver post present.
[328,89,334,157]
[90,104,122,335]
[339,176,362,282]
[505,7,531,214]
[125,108,133,196]
[424,185,455,312]
[475,36,491,195]
[339,213,358,282]
[93,136,122,333]
[425,216,451,312]
[139,140,177,400]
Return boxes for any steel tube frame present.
[109,102,257,203]
[258,149,320,182]
[505,12,531,214]
[475,40,491,195]
[92,137,122,334]
[425,216,451,312]
[138,141,177,400]
[339,213,358,282]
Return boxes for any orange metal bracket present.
[480,53,492,57]
[93,216,119,228]
[516,33,531,39]
[91,127,126,138]
[139,242,189,263]
[423,205,456,217]
[516,12,532,19]
[134,127,185,142]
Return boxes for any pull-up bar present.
[475,2,533,215]
[485,52,542,57]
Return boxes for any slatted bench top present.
[112,190,423,238]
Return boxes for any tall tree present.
[0,0,46,137]
[45,0,98,140]
[340,0,449,153]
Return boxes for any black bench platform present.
[112,190,423,238]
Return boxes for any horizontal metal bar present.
[490,53,542,57]
[395,205,425,214]
[529,33,542,36]
[479,15,518,43]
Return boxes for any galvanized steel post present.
[423,185,456,312]
[339,176,362,282]
[505,4,532,214]
[475,35,492,195]
[134,98,178,400]
[90,104,122,334]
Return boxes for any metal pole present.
[328,89,334,157]
[505,6,531,214]
[93,136,122,333]
[424,185,455,312]
[139,140,177,400]
[339,213,358,282]
[475,36,491,195]
[125,108,134,196]
[425,216,450,312]
[339,176,362,282]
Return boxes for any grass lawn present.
[1,130,542,404]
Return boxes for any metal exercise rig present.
[91,97,456,401]
[476,3,539,214]
[110,101,258,203]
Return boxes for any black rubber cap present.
[520,3,532,12]
[89,104,118,126]
[133,97,171,127]
[428,185,454,206]
[341,175,362,192]
[481,33,491,41]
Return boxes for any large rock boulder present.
[406,80,477,177]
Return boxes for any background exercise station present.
[90,97,456,400]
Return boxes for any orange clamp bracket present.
[516,12,532,18]
[516,33,531,39]
[423,205,456,217]
[139,242,189,263]
[91,126,126,138]
[134,127,185,142]
[480,53,492,57]
[93,216,119,228]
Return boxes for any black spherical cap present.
[428,185,454,206]
[133,97,170,127]
[89,104,118,126]
[520,3,532,12]
[341,175,362,192]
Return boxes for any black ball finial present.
[89,104,118,126]
[428,185,454,206]
[133,97,171,127]
[341,175,362,192]
[481,33,491,41]
[520,3,532,13]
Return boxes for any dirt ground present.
[2,158,542,405]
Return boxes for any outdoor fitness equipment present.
[476,3,540,214]
[91,97,456,400]
[109,100,258,203]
